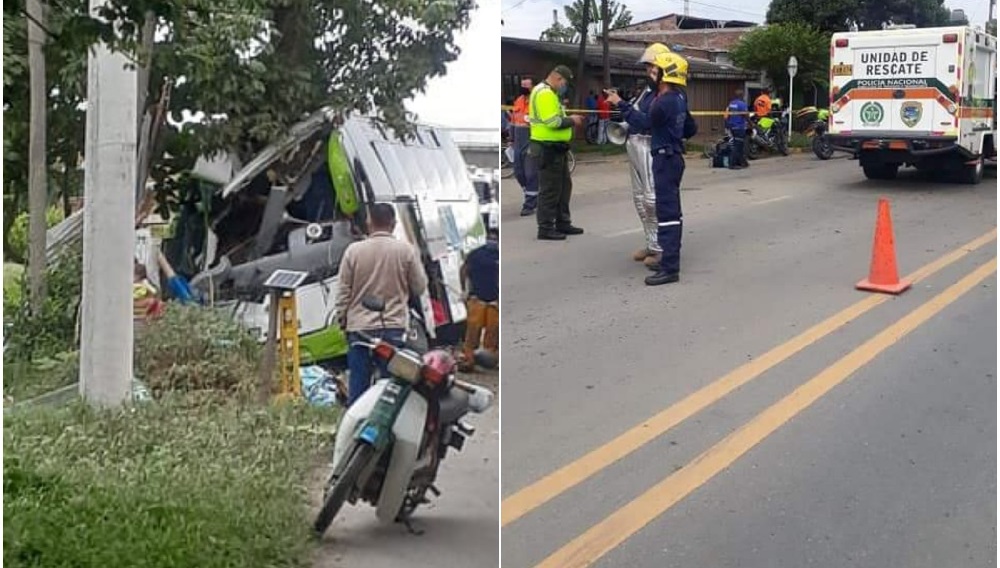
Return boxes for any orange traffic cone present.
[856,198,912,295]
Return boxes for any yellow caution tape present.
[501,105,753,117]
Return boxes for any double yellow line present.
[502,228,998,567]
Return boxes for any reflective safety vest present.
[527,83,572,142]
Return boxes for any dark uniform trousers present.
[529,141,573,230]
[652,150,685,274]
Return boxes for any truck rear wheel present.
[958,155,984,185]
[862,163,899,180]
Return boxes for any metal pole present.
[79,0,138,407]
[788,77,794,139]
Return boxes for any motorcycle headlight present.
[387,351,424,383]
[947,103,957,114]
[830,103,841,113]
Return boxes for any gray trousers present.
[624,134,660,253]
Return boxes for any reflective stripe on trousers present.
[625,134,660,252]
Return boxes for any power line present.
[503,0,532,13]
[679,0,765,20]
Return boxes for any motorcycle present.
[313,296,494,536]
[748,110,790,158]
[795,107,834,160]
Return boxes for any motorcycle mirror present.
[362,296,386,313]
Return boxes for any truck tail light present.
[943,33,958,43]
[835,38,849,48]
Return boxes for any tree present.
[730,22,830,97]
[3,0,474,246]
[540,17,576,43]
[767,0,860,32]
[987,19,996,36]
[574,0,591,107]
[564,0,632,42]
[767,0,951,31]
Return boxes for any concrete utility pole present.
[26,0,49,313]
[79,0,138,407]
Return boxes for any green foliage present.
[731,23,831,92]
[540,20,577,43]
[4,0,474,233]
[766,0,952,31]
[767,0,861,32]
[3,397,334,568]
[134,304,263,399]
[2,352,79,401]
[565,0,632,37]
[987,19,996,36]
[7,206,63,264]
[3,247,83,362]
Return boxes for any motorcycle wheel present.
[746,141,760,160]
[314,442,374,536]
[500,147,514,179]
[567,150,577,174]
[776,132,790,156]
[812,135,834,160]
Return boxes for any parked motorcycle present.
[795,107,834,160]
[313,296,494,536]
[748,111,790,158]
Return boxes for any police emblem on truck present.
[900,101,922,128]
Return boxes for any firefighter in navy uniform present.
[645,51,694,286]
[605,42,673,270]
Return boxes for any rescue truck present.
[827,25,997,184]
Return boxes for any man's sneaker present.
[557,225,584,235]
[520,207,536,217]
[645,271,680,286]
[538,228,567,240]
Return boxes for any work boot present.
[643,253,662,269]
[520,206,536,217]
[538,228,567,240]
[632,248,651,261]
[557,225,584,235]
[645,271,680,286]
[729,164,745,170]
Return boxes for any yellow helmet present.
[652,51,688,87]
[638,42,671,65]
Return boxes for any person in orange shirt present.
[510,78,539,216]
[753,87,772,118]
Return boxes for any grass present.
[4,396,339,568]
[3,353,79,402]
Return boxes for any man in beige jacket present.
[335,203,428,406]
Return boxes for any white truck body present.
[828,26,996,183]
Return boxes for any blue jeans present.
[347,328,405,407]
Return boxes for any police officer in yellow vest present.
[527,65,585,240]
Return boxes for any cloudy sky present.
[407,0,501,130]
[501,0,992,40]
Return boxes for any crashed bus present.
[160,110,489,367]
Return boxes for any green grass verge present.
[3,354,79,402]
[4,397,339,568]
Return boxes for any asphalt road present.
[500,153,997,568]
[312,369,499,568]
